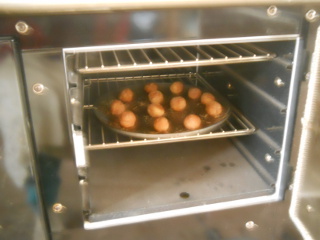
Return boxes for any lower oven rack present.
[82,73,255,150]
[84,108,255,150]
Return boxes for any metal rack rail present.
[82,73,255,150]
[77,43,275,74]
[83,108,255,150]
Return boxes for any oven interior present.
[63,38,299,228]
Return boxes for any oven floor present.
[88,138,272,220]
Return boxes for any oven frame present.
[1,3,320,240]
[62,35,303,229]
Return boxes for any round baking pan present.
[94,83,231,139]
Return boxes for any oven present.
[1,2,320,240]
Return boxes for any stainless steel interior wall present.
[0,6,301,50]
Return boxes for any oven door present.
[289,26,320,240]
[0,38,49,240]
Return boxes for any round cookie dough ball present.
[147,103,165,118]
[154,117,170,133]
[201,92,216,105]
[170,96,187,112]
[206,101,223,118]
[110,100,126,116]
[183,114,201,130]
[144,82,158,93]
[119,111,136,128]
[119,88,134,103]
[170,81,184,95]
[188,87,202,100]
[148,90,164,104]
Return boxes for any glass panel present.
[0,39,48,240]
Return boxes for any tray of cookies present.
[93,81,231,139]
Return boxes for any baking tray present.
[93,83,231,139]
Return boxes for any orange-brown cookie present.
[188,87,202,100]
[110,100,126,116]
[170,96,187,112]
[206,101,223,118]
[201,92,216,105]
[119,111,136,128]
[183,114,201,130]
[119,88,134,103]
[147,103,165,118]
[144,82,158,93]
[148,90,164,104]
[170,81,184,95]
[154,117,170,133]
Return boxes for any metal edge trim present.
[274,36,302,198]
[63,35,300,53]
[84,193,280,230]
[0,1,318,15]
[289,26,320,240]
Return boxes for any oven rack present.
[83,108,255,150]
[77,43,275,74]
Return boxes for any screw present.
[32,83,46,95]
[305,72,310,81]
[274,77,285,87]
[305,10,319,22]
[280,108,287,114]
[306,205,315,213]
[267,6,278,17]
[15,21,33,35]
[274,149,281,156]
[52,203,66,213]
[265,153,274,163]
[71,98,79,104]
[245,221,258,230]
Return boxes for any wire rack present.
[82,73,255,150]
[77,43,275,74]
